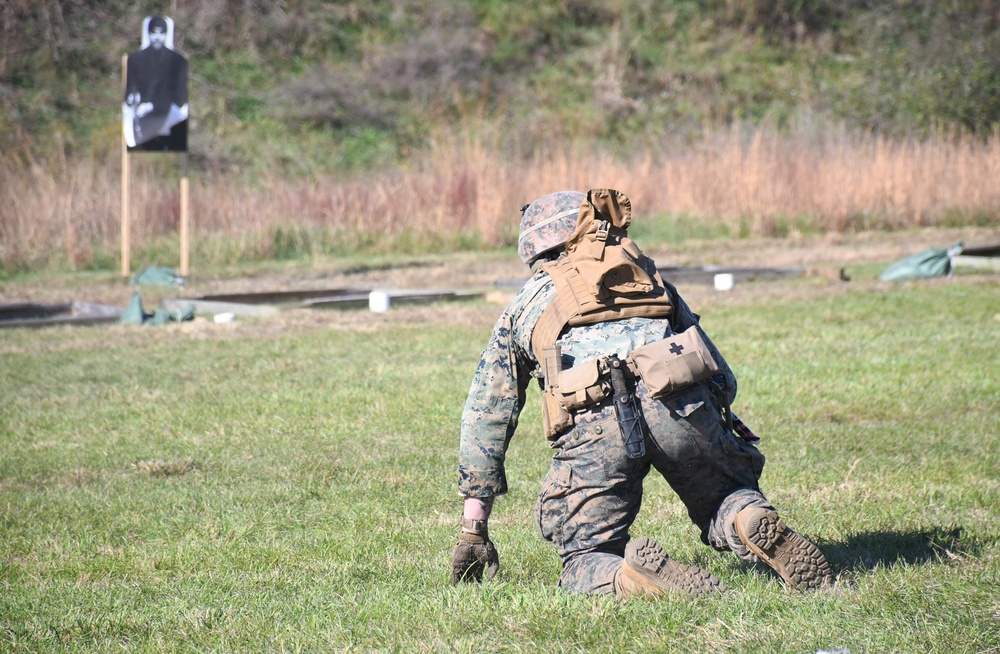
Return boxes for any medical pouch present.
[627,325,719,397]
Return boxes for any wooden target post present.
[121,54,131,278]
[180,154,189,276]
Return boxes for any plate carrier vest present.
[529,189,674,365]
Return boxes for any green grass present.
[1,272,998,652]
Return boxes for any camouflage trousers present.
[534,379,772,595]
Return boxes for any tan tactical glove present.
[450,519,499,584]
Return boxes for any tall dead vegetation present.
[2,123,998,271]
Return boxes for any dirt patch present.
[0,226,994,340]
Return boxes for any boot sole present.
[624,537,725,597]
[735,507,834,590]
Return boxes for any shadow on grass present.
[819,526,987,572]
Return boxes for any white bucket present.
[714,273,734,291]
[369,291,391,313]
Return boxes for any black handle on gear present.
[608,355,646,459]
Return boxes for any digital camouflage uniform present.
[458,261,774,594]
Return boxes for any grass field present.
[1,259,998,652]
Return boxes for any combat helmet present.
[517,190,586,266]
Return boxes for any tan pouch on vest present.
[573,237,655,301]
[627,326,719,397]
[542,391,574,440]
[555,358,610,411]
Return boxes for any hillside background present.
[1,0,999,272]
[5,0,1000,170]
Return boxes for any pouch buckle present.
[595,220,610,242]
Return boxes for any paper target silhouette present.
[123,16,188,151]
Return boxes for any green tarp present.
[119,292,194,326]
[880,243,964,282]
[131,266,186,288]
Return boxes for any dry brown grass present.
[2,123,998,271]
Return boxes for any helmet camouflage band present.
[517,190,586,265]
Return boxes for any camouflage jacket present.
[457,265,737,498]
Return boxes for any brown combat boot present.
[735,506,834,590]
[614,537,725,598]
